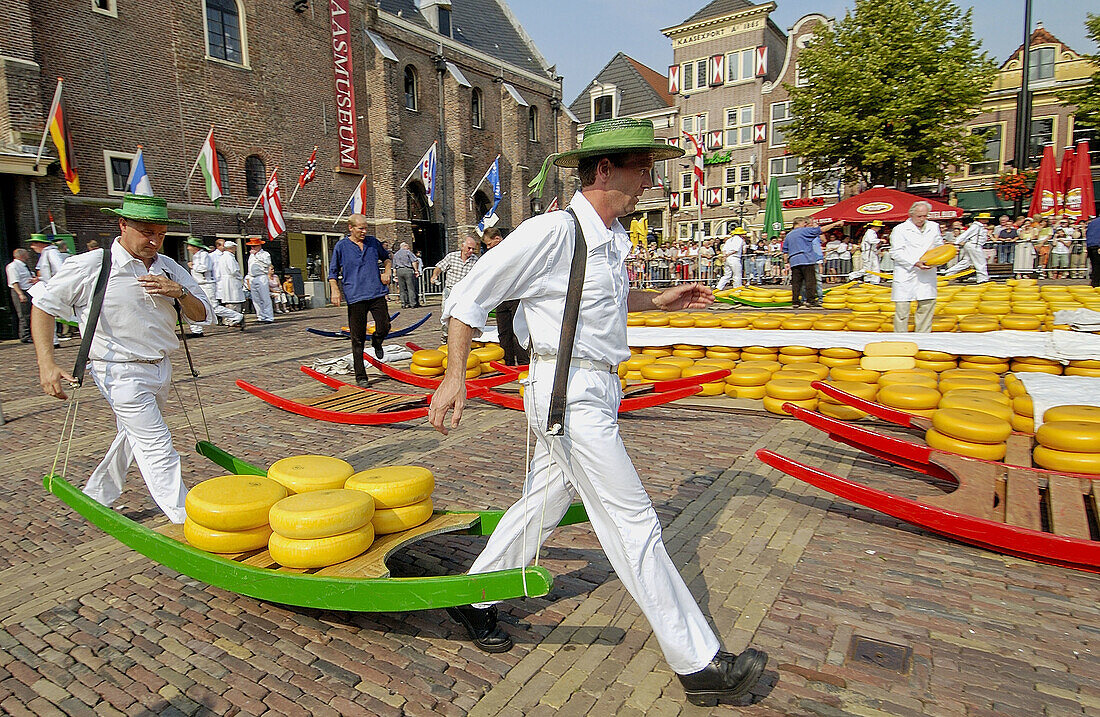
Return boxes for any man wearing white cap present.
[216,240,246,317]
[245,237,274,323]
[715,228,746,290]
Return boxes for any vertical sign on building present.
[330,0,359,169]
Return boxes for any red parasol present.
[1064,140,1095,220]
[1028,144,1059,218]
[1058,145,1075,215]
[810,187,963,224]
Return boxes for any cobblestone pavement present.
[1,298,1098,716]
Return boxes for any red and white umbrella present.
[1027,144,1059,218]
[1064,140,1095,220]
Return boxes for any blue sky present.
[506,1,1096,104]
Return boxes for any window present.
[1073,123,1097,149]
[968,125,1002,176]
[1028,47,1055,83]
[245,155,266,197]
[810,169,843,198]
[471,88,483,128]
[216,151,230,196]
[528,105,539,142]
[594,95,613,121]
[681,172,693,191]
[725,48,754,83]
[92,0,117,17]
[404,65,418,111]
[794,61,809,87]
[724,105,754,147]
[681,62,694,92]
[1027,117,1054,167]
[696,60,707,89]
[680,59,707,92]
[769,155,801,200]
[770,102,793,147]
[103,151,133,195]
[205,0,244,65]
[437,6,451,37]
[724,163,752,204]
[681,113,706,138]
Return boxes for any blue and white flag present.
[126,145,153,196]
[418,142,437,207]
[475,155,502,235]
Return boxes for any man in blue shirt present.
[1086,215,1100,288]
[782,217,843,307]
[328,214,393,386]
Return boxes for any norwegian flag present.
[683,131,704,206]
[297,146,317,188]
[544,196,560,213]
[262,168,286,240]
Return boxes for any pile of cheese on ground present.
[658,280,1100,332]
[183,455,436,566]
[409,342,504,379]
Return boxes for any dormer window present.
[594,95,613,121]
[437,6,451,37]
[1028,46,1055,82]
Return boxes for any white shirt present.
[837,241,851,260]
[216,249,245,302]
[955,221,988,248]
[889,218,942,302]
[7,259,33,291]
[861,228,880,255]
[443,192,631,365]
[824,240,843,260]
[721,235,744,259]
[247,248,273,278]
[30,240,213,362]
[190,249,214,286]
[36,245,66,281]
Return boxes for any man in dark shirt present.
[1087,215,1100,288]
[782,217,842,307]
[328,214,393,386]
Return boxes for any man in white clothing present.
[860,220,883,283]
[245,237,274,322]
[186,237,242,334]
[890,201,942,333]
[216,240,246,315]
[715,227,746,290]
[949,212,991,283]
[29,233,71,343]
[7,248,34,342]
[30,194,213,523]
[428,118,767,707]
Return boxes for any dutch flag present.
[126,145,153,196]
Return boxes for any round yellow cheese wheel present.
[781,318,815,330]
[465,366,482,379]
[813,319,848,331]
[1011,395,1033,417]
[623,354,657,370]
[771,369,820,382]
[763,396,816,415]
[1009,362,1062,375]
[1032,446,1100,475]
[642,347,673,357]
[830,366,882,383]
[1010,412,1035,434]
[742,345,779,356]
[877,370,938,387]
[624,370,644,381]
[268,523,375,568]
[655,356,695,369]
[724,383,767,399]
[877,384,941,411]
[268,489,374,540]
[914,350,955,362]
[694,317,721,328]
[644,316,670,327]
[1069,360,1100,369]
[345,465,435,509]
[640,363,682,381]
[267,455,356,495]
[726,367,773,386]
[694,358,737,370]
[925,429,1006,460]
[914,359,957,373]
[957,318,999,333]
[819,356,861,368]
[672,349,707,359]
[784,362,829,380]
[937,394,1013,422]
[920,244,957,266]
[680,365,723,379]
[738,359,783,373]
[940,368,1000,383]
[820,347,862,359]
[373,497,434,535]
[1035,420,1100,453]
[471,344,505,363]
[938,379,1001,396]
[999,315,1042,331]
[720,317,751,328]
[411,349,446,368]
[932,408,1013,444]
[409,363,445,376]
[442,353,481,370]
[673,344,705,351]
[1003,374,1026,397]
[818,381,877,404]
[765,379,818,401]
[751,317,783,329]
[1043,405,1100,424]
[186,475,288,531]
[818,402,868,421]
[696,382,726,396]
[183,518,273,554]
[940,388,1011,407]
[779,345,817,356]
[1065,367,1100,377]
[627,315,647,326]
[669,317,695,328]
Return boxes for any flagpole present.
[470,154,500,199]
[246,167,276,221]
[183,127,213,191]
[332,175,365,227]
[288,182,301,206]
[33,78,64,171]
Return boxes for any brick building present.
[1,0,574,337]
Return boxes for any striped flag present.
[44,78,80,194]
[418,142,437,207]
[682,131,704,206]
[262,169,286,240]
[297,146,317,188]
[194,128,223,205]
[348,175,368,214]
[126,145,153,196]
[544,196,560,213]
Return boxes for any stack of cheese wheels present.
[471,343,505,369]
[724,363,774,399]
[877,382,941,417]
[819,347,861,369]
[640,361,682,383]
[1011,394,1035,433]
[959,354,1010,374]
[763,377,817,415]
[926,407,1012,461]
[442,351,483,380]
[184,475,287,553]
[706,345,741,361]
[621,353,656,382]
[1066,359,1100,377]
[345,466,435,535]
[410,348,446,378]
[1009,356,1062,375]
[267,489,376,568]
[938,368,1000,395]
[860,341,918,372]
[268,455,355,495]
[778,346,818,365]
[817,380,876,420]
[681,365,726,396]
[1033,406,1100,474]
[914,350,957,373]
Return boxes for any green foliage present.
[783,0,997,188]
[1058,13,1100,130]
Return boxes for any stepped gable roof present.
[568,53,674,124]
[680,0,755,26]
[379,0,548,76]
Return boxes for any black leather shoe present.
[373,343,385,359]
[355,377,371,388]
[678,648,767,706]
[446,605,513,653]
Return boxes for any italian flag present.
[195,128,223,205]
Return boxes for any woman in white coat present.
[216,240,246,313]
[889,201,942,333]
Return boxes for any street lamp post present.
[738,186,750,229]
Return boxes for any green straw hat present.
[528,117,684,196]
[100,194,187,225]
[185,236,207,248]
[28,233,51,244]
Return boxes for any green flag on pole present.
[763,177,784,239]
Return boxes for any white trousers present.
[468,360,721,675]
[864,253,881,284]
[950,243,989,282]
[715,257,742,290]
[189,282,242,332]
[894,298,936,333]
[249,275,274,321]
[83,360,188,523]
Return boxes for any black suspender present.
[546,208,588,435]
[71,242,113,387]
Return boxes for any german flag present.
[46,78,79,194]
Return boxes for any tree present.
[1058,13,1100,130]
[783,0,997,189]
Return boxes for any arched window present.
[245,155,265,197]
[404,65,418,111]
[205,0,244,65]
[216,151,230,196]
[471,88,483,129]
[528,105,539,142]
